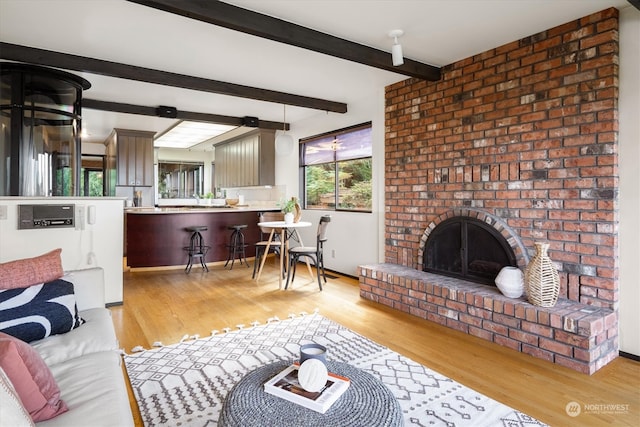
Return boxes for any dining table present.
[254,220,313,289]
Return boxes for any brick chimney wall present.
[384,8,619,310]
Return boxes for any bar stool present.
[184,226,210,273]
[225,224,249,269]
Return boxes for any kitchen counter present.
[125,205,276,214]
[125,206,279,268]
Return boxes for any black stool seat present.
[184,226,210,273]
[225,224,249,269]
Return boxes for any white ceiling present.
[0,0,632,148]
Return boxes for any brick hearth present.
[359,264,617,374]
[364,8,620,374]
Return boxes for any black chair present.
[285,215,331,290]
[252,211,285,279]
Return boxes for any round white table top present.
[257,221,312,228]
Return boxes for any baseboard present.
[329,269,357,280]
[106,301,123,308]
[313,266,357,280]
[619,351,640,362]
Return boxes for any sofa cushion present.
[0,279,84,343]
[31,308,119,366]
[0,333,68,422]
[37,351,134,427]
[0,249,63,290]
[0,366,36,427]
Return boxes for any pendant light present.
[275,104,294,156]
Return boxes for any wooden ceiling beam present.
[128,0,441,81]
[82,99,289,131]
[0,42,347,113]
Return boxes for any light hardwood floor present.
[110,259,639,427]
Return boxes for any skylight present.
[154,121,237,149]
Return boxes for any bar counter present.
[125,206,278,268]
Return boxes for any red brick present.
[409,306,427,319]
[446,300,468,312]
[418,300,437,313]
[521,321,554,338]
[427,295,445,306]
[468,306,493,320]
[446,318,469,333]
[493,300,504,314]
[555,355,593,374]
[573,347,597,363]
[604,313,617,329]
[522,344,555,362]
[460,313,483,327]
[537,311,551,326]
[555,330,590,349]
[492,313,521,328]
[539,337,574,357]
[509,329,540,345]
[483,320,509,336]
[469,326,494,341]
[503,302,515,316]
[494,334,521,351]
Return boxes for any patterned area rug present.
[123,312,546,427]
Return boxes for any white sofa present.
[27,267,133,426]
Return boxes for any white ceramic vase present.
[284,212,294,224]
[495,266,524,298]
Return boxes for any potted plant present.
[282,197,297,224]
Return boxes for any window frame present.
[157,161,205,199]
[299,122,372,213]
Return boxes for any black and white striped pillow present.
[0,279,84,343]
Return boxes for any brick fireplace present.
[360,8,619,374]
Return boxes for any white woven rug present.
[123,312,546,427]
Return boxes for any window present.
[158,161,204,199]
[301,122,372,212]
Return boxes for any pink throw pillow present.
[0,249,63,290]
[0,332,68,422]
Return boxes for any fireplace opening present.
[423,217,517,285]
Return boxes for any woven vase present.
[524,242,559,307]
[293,198,302,223]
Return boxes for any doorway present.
[81,155,105,196]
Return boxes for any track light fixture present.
[388,29,404,66]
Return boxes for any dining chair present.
[285,215,331,290]
[252,211,286,279]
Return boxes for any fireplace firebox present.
[423,217,517,285]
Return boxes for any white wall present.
[0,197,125,304]
[274,88,386,276]
[618,6,640,356]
